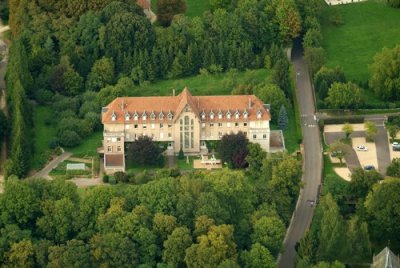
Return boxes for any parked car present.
[393,142,400,151]
[356,145,368,151]
[364,165,375,171]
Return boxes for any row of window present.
[107,146,122,153]
[200,110,263,120]
[111,111,174,122]
[125,123,173,130]
[204,122,248,128]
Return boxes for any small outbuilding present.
[66,163,86,171]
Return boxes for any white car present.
[356,145,368,151]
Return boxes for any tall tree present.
[163,227,192,267]
[240,242,276,268]
[218,132,249,169]
[386,158,400,178]
[251,216,285,256]
[364,121,378,142]
[325,82,363,109]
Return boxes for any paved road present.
[365,116,390,175]
[278,44,323,267]
[31,152,72,179]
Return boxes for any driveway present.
[278,42,323,268]
[31,152,72,179]
[324,131,363,170]
[366,116,390,175]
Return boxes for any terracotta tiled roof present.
[137,0,150,9]
[102,88,270,124]
[105,154,124,167]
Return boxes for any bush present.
[49,138,60,149]
[103,174,109,183]
[127,136,164,167]
[134,170,150,185]
[114,171,129,183]
[169,168,181,178]
[58,130,81,147]
[109,177,117,185]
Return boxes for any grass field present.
[129,69,270,97]
[321,1,400,82]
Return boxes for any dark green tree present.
[162,227,192,267]
[278,105,289,130]
[386,158,400,178]
[127,136,164,167]
[218,132,249,169]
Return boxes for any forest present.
[0,152,302,267]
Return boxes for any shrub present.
[114,171,129,183]
[127,136,164,167]
[103,174,109,183]
[109,177,116,185]
[58,130,81,147]
[169,168,181,178]
[178,148,184,160]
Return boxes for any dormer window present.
[201,111,206,120]
[142,111,147,121]
[257,110,262,119]
[159,111,164,120]
[111,112,117,121]
[243,110,248,119]
[226,110,231,119]
[218,110,223,119]
[235,110,240,119]
[210,110,214,120]
[167,111,173,120]
[150,111,156,120]
[125,112,130,121]
[134,111,139,121]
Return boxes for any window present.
[168,133,172,138]
[257,110,262,119]
[218,122,223,127]
[210,111,214,120]
[210,123,214,127]
[134,124,138,129]
[160,133,164,139]
[235,122,239,127]
[244,132,247,136]
[117,138,121,142]
[167,112,173,120]
[243,111,248,119]
[235,111,240,119]
[201,112,206,120]
[180,116,194,149]
[111,113,116,121]
[125,125,130,130]
[244,122,248,127]
[111,138,116,142]
[218,111,223,119]
[151,124,155,129]
[125,113,130,121]
[263,134,267,139]
[107,146,112,152]
[150,112,156,120]
[168,124,172,128]
[107,138,111,141]
[142,115,147,121]
[201,123,205,128]
[253,134,257,140]
[160,123,164,128]
[226,111,231,119]
[218,132,223,137]
[134,112,139,120]
[159,112,164,120]
[227,122,231,128]
[143,124,147,129]
[117,146,121,152]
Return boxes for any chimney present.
[248,98,252,109]
[173,89,175,96]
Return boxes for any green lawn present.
[152,0,210,18]
[321,1,400,82]
[69,131,103,157]
[33,106,56,169]
[176,156,196,170]
[129,69,270,97]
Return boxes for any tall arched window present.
[180,116,194,149]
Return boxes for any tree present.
[127,136,164,167]
[245,143,267,180]
[251,216,285,256]
[157,0,187,26]
[86,57,115,91]
[4,239,35,268]
[272,59,291,98]
[364,121,378,142]
[342,123,353,139]
[350,168,382,200]
[343,216,371,263]
[0,111,8,143]
[163,227,192,267]
[329,141,350,164]
[304,47,326,76]
[153,213,177,241]
[314,66,346,100]
[312,261,345,268]
[369,45,400,100]
[218,132,249,169]
[317,194,345,261]
[47,239,91,268]
[274,0,302,43]
[365,178,400,251]
[325,82,363,109]
[278,105,289,130]
[254,83,287,124]
[386,158,400,178]
[241,243,275,268]
[185,224,237,268]
[386,124,399,142]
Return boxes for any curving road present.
[278,43,323,267]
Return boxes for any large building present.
[101,88,271,172]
